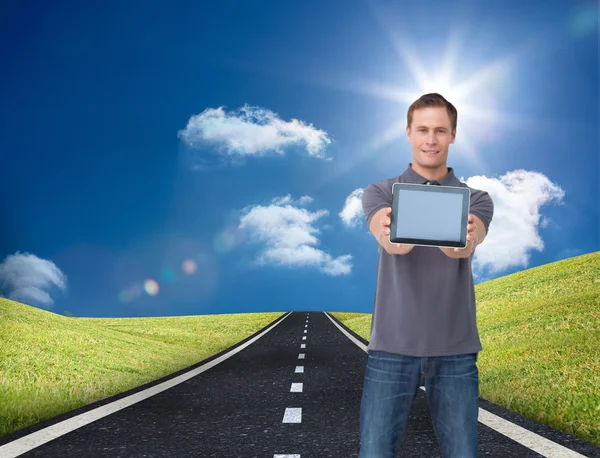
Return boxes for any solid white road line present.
[282,408,302,423]
[323,312,589,458]
[274,455,300,458]
[0,312,294,458]
[290,383,303,393]
[478,409,587,458]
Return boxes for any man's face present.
[406,106,456,171]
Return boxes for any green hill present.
[0,304,285,438]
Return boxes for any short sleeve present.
[362,180,393,227]
[469,188,494,235]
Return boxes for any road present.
[0,311,598,457]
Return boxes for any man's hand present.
[440,213,481,258]
[371,207,414,255]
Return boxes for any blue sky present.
[0,0,597,318]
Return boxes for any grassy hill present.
[0,306,286,438]
[0,251,598,446]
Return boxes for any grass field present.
[1,251,598,447]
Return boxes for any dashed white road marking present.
[323,312,590,458]
[302,336,306,340]
[290,383,303,393]
[298,353,305,359]
[282,408,302,423]
[274,455,300,458]
[295,366,304,373]
[303,330,307,333]
[300,344,305,349]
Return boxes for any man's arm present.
[368,207,414,256]
[362,181,414,256]
[471,213,487,250]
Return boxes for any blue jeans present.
[359,350,479,457]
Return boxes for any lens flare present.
[143,279,159,296]
[182,258,198,274]
[118,282,144,303]
[112,236,221,306]
[213,225,245,253]
[568,3,598,37]
[162,268,176,282]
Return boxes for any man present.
[359,93,494,458]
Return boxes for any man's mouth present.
[422,150,439,155]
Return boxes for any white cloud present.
[272,194,313,206]
[466,169,565,276]
[0,252,68,309]
[239,197,352,276]
[178,104,331,159]
[298,195,314,205]
[339,188,364,227]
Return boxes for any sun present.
[364,14,557,162]
[310,17,553,192]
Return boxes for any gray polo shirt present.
[362,163,494,357]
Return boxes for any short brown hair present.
[407,93,457,133]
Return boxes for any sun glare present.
[311,10,560,192]
[365,29,526,168]
[367,10,563,160]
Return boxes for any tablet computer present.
[390,182,471,248]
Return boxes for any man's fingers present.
[381,207,392,228]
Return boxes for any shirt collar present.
[401,162,458,186]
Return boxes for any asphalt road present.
[0,311,598,457]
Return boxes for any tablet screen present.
[390,183,470,248]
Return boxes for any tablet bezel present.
[389,182,471,248]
